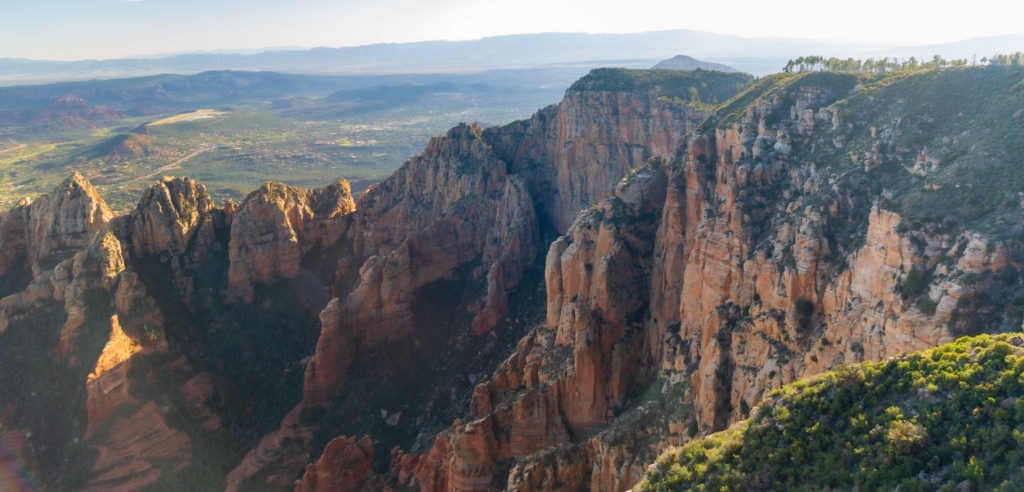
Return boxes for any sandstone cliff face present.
[493,90,709,233]
[288,127,541,475]
[232,82,720,491]
[663,77,1020,438]
[228,180,355,302]
[0,172,112,282]
[0,174,183,489]
[1,173,339,490]
[404,164,668,489]
[123,176,215,258]
[386,71,1024,490]
[306,90,708,406]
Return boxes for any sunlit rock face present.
[227,179,355,303]
[0,172,112,281]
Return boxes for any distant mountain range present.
[3,29,1022,85]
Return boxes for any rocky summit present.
[1,65,1023,491]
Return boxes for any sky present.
[2,0,1023,61]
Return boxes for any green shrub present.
[902,267,926,299]
[916,295,938,315]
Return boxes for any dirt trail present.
[116,146,213,184]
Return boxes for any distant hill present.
[568,67,753,106]
[92,133,154,162]
[879,33,1024,60]
[653,55,737,72]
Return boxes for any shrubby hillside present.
[639,333,1024,491]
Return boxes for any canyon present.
[1,65,1022,491]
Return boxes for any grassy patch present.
[147,109,226,127]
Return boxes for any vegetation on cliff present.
[709,64,1024,239]
[639,333,1024,491]
[782,52,1024,73]
[703,64,1024,336]
[567,68,754,108]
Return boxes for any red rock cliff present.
[281,83,716,489]
[386,71,1024,490]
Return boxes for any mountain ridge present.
[9,29,1022,85]
[1,64,1023,490]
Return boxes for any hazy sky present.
[3,0,1022,60]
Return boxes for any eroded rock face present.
[85,315,141,434]
[0,172,112,280]
[492,90,710,233]
[387,162,669,489]
[124,176,215,258]
[26,173,113,275]
[245,87,711,488]
[84,401,192,492]
[294,435,374,492]
[302,92,709,406]
[2,173,350,490]
[299,126,538,411]
[225,406,320,492]
[0,174,189,489]
[227,180,355,302]
[385,73,1024,491]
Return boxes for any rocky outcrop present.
[300,297,352,405]
[242,76,726,489]
[385,162,668,489]
[0,173,186,489]
[227,180,355,302]
[391,435,453,491]
[384,70,1024,490]
[0,197,31,295]
[294,435,374,492]
[225,405,319,492]
[123,176,215,258]
[85,315,140,434]
[662,79,1019,436]
[84,401,192,492]
[301,84,712,406]
[298,126,534,412]
[0,172,112,280]
[31,171,113,268]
